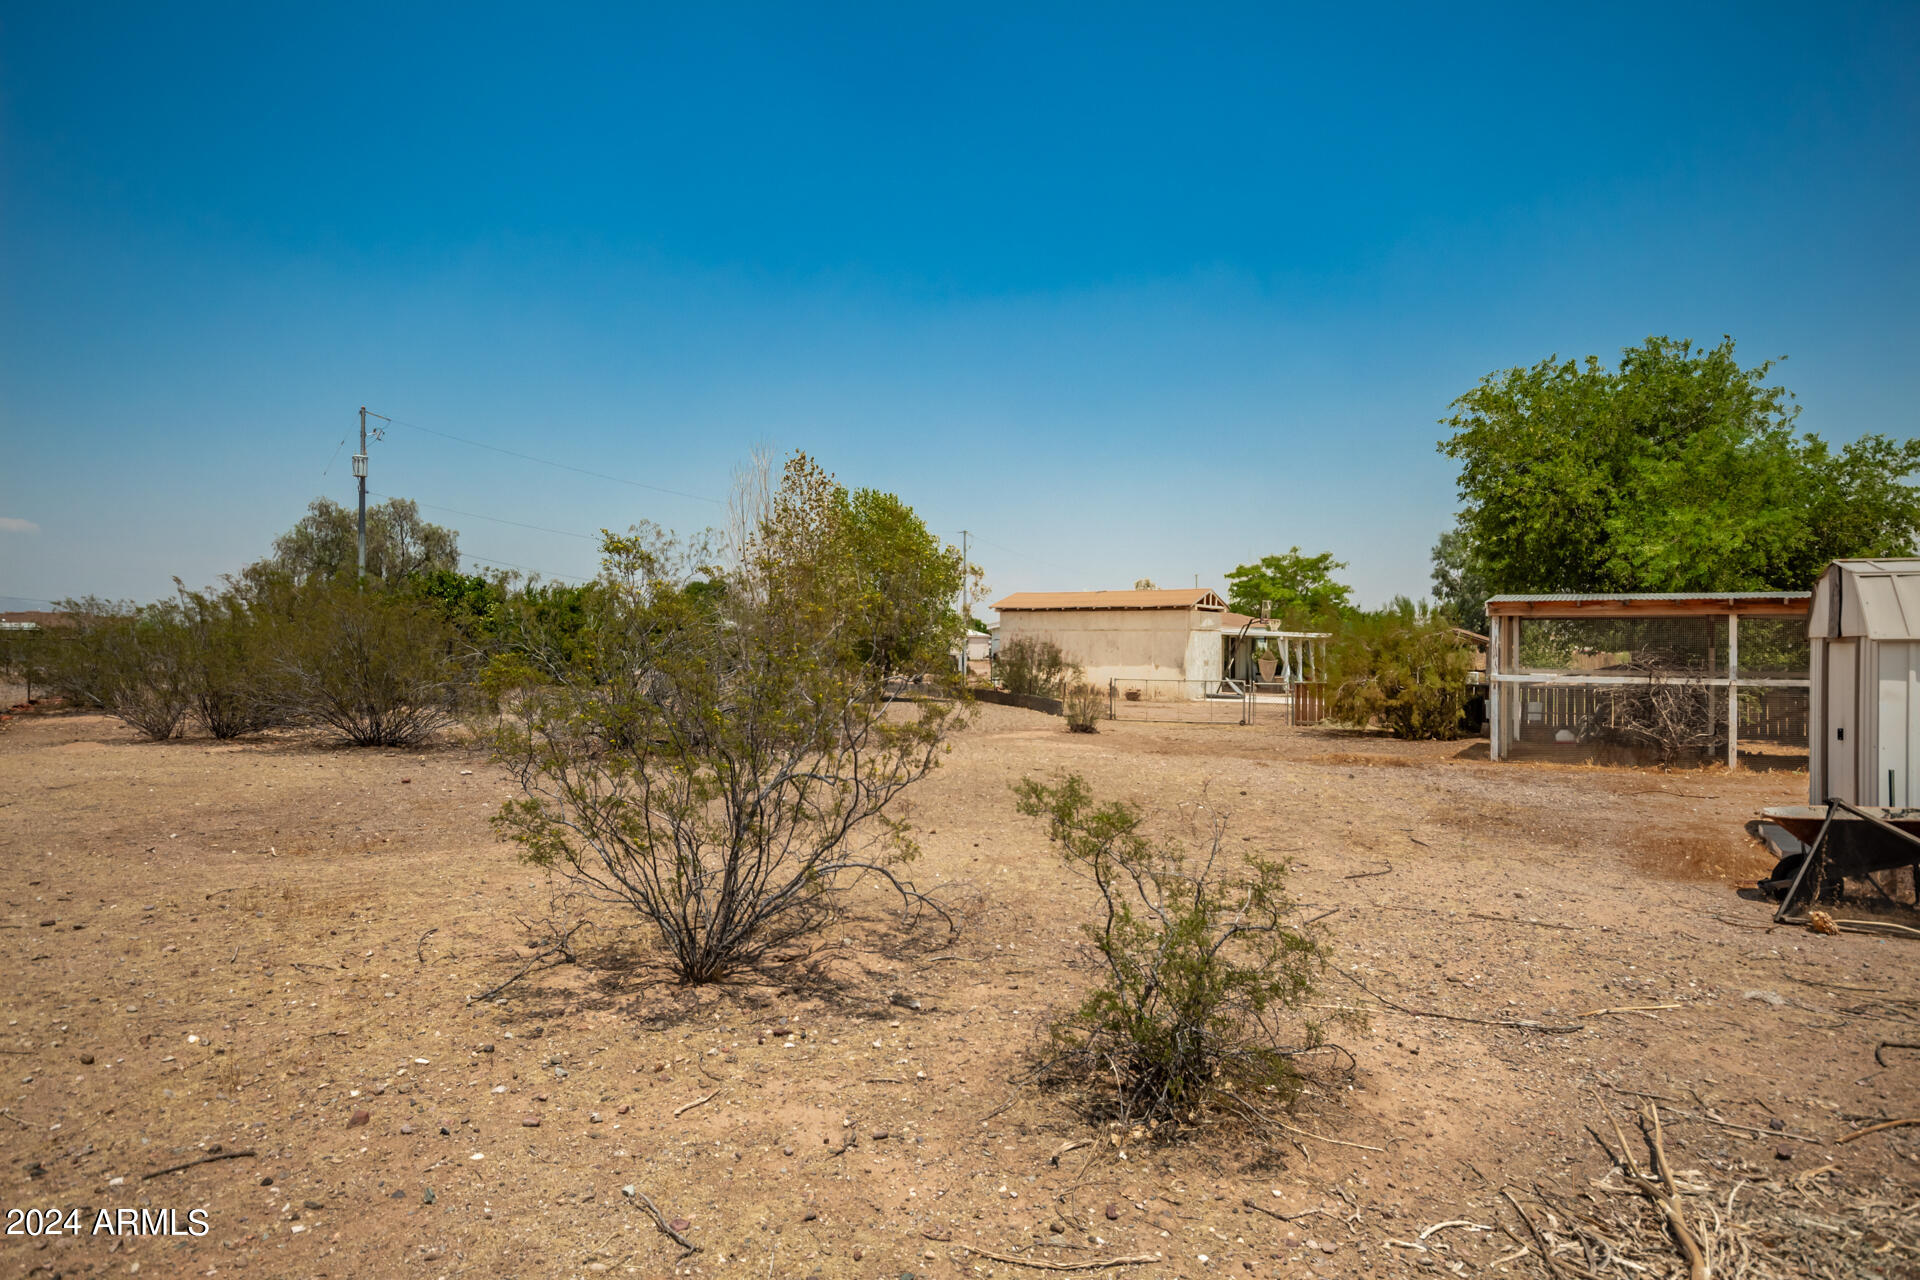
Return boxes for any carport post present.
[1488,613,1503,761]
[1727,612,1739,770]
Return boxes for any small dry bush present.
[494,457,964,985]
[1063,682,1105,732]
[173,585,284,739]
[1015,774,1343,1134]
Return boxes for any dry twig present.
[1336,968,1584,1033]
[954,1244,1158,1270]
[673,1090,721,1118]
[1837,1116,1920,1144]
[629,1188,700,1254]
[142,1148,257,1180]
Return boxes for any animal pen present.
[1485,591,1812,767]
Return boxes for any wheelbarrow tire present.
[1761,853,1805,901]
[1764,853,1843,904]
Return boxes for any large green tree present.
[1224,548,1352,625]
[1438,336,1920,594]
[837,485,968,676]
[247,496,460,586]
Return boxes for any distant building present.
[991,589,1324,696]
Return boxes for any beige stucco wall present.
[997,608,1224,695]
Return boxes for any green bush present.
[997,637,1077,699]
[173,585,283,739]
[493,456,962,984]
[1063,682,1105,732]
[269,580,464,746]
[39,601,194,740]
[1328,614,1475,740]
[1014,775,1337,1132]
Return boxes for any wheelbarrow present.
[1759,800,1920,921]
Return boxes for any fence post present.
[1109,678,1116,722]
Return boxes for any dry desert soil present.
[1,694,1916,1280]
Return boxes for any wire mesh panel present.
[1507,676,1727,759]
[1517,616,1731,675]
[1108,678,1250,724]
[1496,607,1810,765]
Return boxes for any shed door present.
[1878,641,1919,808]
[1826,640,1857,804]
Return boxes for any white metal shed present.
[1809,558,1920,806]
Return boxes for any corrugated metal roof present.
[993,589,1226,611]
[1825,558,1920,640]
[1486,591,1810,603]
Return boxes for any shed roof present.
[1486,590,1810,619]
[1486,591,1810,604]
[1218,611,1331,637]
[1811,558,1920,640]
[993,589,1226,612]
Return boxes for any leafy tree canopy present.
[837,483,969,676]
[1224,548,1352,626]
[1439,336,1920,595]
[247,497,460,587]
[1429,523,1492,634]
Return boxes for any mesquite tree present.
[493,454,966,984]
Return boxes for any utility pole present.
[959,530,970,675]
[960,530,970,624]
[353,406,369,583]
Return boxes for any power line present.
[964,531,1084,583]
[369,410,722,506]
[368,490,600,543]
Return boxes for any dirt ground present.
[2,694,1916,1280]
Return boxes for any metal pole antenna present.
[355,406,368,584]
[961,530,969,625]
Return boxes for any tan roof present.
[993,589,1226,612]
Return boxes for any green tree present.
[1224,548,1352,625]
[838,486,967,677]
[1428,523,1491,634]
[1439,336,1920,593]
[247,497,460,586]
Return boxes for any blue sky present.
[3,4,1916,611]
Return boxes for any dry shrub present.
[1064,682,1106,732]
[1592,666,1722,765]
[267,579,464,746]
[494,458,962,985]
[997,637,1078,699]
[42,601,193,740]
[1015,774,1343,1133]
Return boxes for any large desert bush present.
[1328,610,1474,740]
[1015,775,1337,1133]
[171,584,284,739]
[997,637,1077,699]
[42,599,194,740]
[267,579,464,746]
[492,454,967,984]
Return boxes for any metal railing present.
[1106,677,1327,726]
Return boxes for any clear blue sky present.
[3,4,1916,612]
